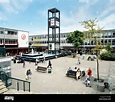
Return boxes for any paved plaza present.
[5,54,115,94]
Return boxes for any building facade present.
[29,32,73,53]
[83,29,115,54]
[30,29,115,54]
[0,27,29,56]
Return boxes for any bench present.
[66,70,76,78]
[36,66,47,73]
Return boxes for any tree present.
[80,18,104,81]
[66,30,84,54]
[106,42,113,53]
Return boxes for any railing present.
[0,71,30,92]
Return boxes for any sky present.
[0,0,115,35]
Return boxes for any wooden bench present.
[36,66,47,73]
[66,70,76,78]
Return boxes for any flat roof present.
[48,8,60,13]
[0,27,29,33]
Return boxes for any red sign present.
[21,34,26,40]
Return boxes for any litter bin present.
[48,67,52,73]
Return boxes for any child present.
[84,77,91,87]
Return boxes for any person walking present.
[35,58,38,65]
[77,57,81,64]
[47,60,52,68]
[47,60,52,73]
[86,67,92,80]
[23,60,25,68]
[26,69,32,80]
[43,56,46,63]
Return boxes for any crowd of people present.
[66,66,92,87]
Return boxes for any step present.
[0,79,8,94]
[0,82,4,86]
[4,89,33,94]
[0,87,8,94]
[0,84,6,89]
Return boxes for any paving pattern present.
[5,54,115,94]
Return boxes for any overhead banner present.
[18,31,29,47]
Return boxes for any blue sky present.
[0,0,115,35]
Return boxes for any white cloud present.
[60,23,86,33]
[0,17,3,20]
[0,11,7,20]
[0,0,32,14]
[60,0,115,33]
[99,14,115,29]
[109,0,115,3]
[38,9,47,18]
[99,6,115,18]
[0,0,9,3]
[79,0,89,3]
[60,4,92,33]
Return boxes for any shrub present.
[100,52,115,61]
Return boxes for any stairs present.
[4,89,34,94]
[0,80,8,94]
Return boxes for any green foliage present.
[80,18,98,31]
[66,30,84,49]
[100,52,115,61]
[80,18,105,56]
[0,47,6,57]
[80,18,104,34]
[106,42,113,53]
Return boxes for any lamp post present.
[94,34,100,81]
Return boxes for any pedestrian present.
[84,77,91,87]
[68,67,72,71]
[35,64,38,70]
[43,56,46,63]
[35,58,38,65]
[26,69,32,80]
[29,58,31,63]
[23,60,25,68]
[76,68,81,80]
[47,60,52,68]
[77,57,81,64]
[86,67,92,80]
[74,67,78,71]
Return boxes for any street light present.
[93,33,100,81]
